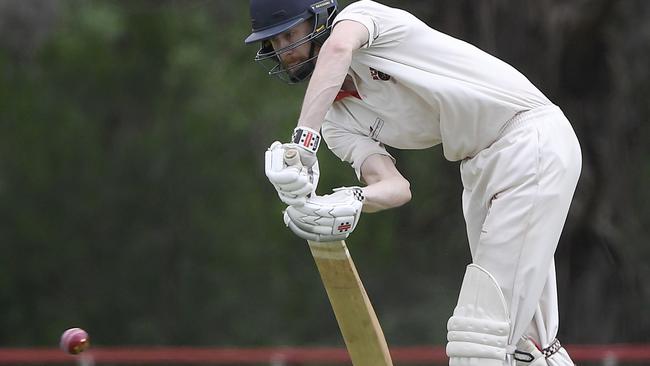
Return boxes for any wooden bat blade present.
[308,240,393,366]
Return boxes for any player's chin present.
[286,63,313,83]
[284,61,301,73]
[286,67,299,79]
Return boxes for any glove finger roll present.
[286,207,350,235]
[277,180,313,196]
[265,144,285,173]
[266,167,304,185]
[329,205,359,217]
[284,212,320,241]
[278,192,307,206]
[290,218,335,235]
[286,206,328,226]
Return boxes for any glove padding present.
[265,141,319,206]
[284,187,364,242]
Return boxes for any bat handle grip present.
[284,148,302,167]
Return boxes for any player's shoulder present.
[337,0,420,31]
[341,0,380,11]
[339,0,393,16]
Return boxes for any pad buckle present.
[514,350,535,362]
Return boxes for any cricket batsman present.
[245,1,581,365]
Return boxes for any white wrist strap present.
[291,126,321,153]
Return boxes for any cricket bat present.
[284,149,393,366]
[307,240,393,366]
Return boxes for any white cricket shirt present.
[321,0,552,178]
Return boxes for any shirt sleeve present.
[333,1,409,50]
[322,121,395,181]
[332,3,379,48]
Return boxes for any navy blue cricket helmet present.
[244,0,338,83]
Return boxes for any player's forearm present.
[296,40,353,130]
[361,177,412,213]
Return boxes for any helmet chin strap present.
[288,42,317,83]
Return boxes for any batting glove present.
[284,187,364,242]
[265,141,320,206]
[285,126,320,168]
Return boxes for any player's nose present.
[280,49,298,65]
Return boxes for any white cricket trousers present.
[459,105,581,365]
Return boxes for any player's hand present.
[265,141,319,206]
[283,187,364,242]
[286,126,320,168]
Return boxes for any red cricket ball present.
[60,327,90,355]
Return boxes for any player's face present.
[269,21,318,71]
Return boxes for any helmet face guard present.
[245,0,338,84]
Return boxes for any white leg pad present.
[447,264,511,366]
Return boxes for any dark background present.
[1,0,648,348]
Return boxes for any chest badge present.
[369,67,391,81]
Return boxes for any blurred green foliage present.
[0,0,648,348]
[0,0,420,347]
